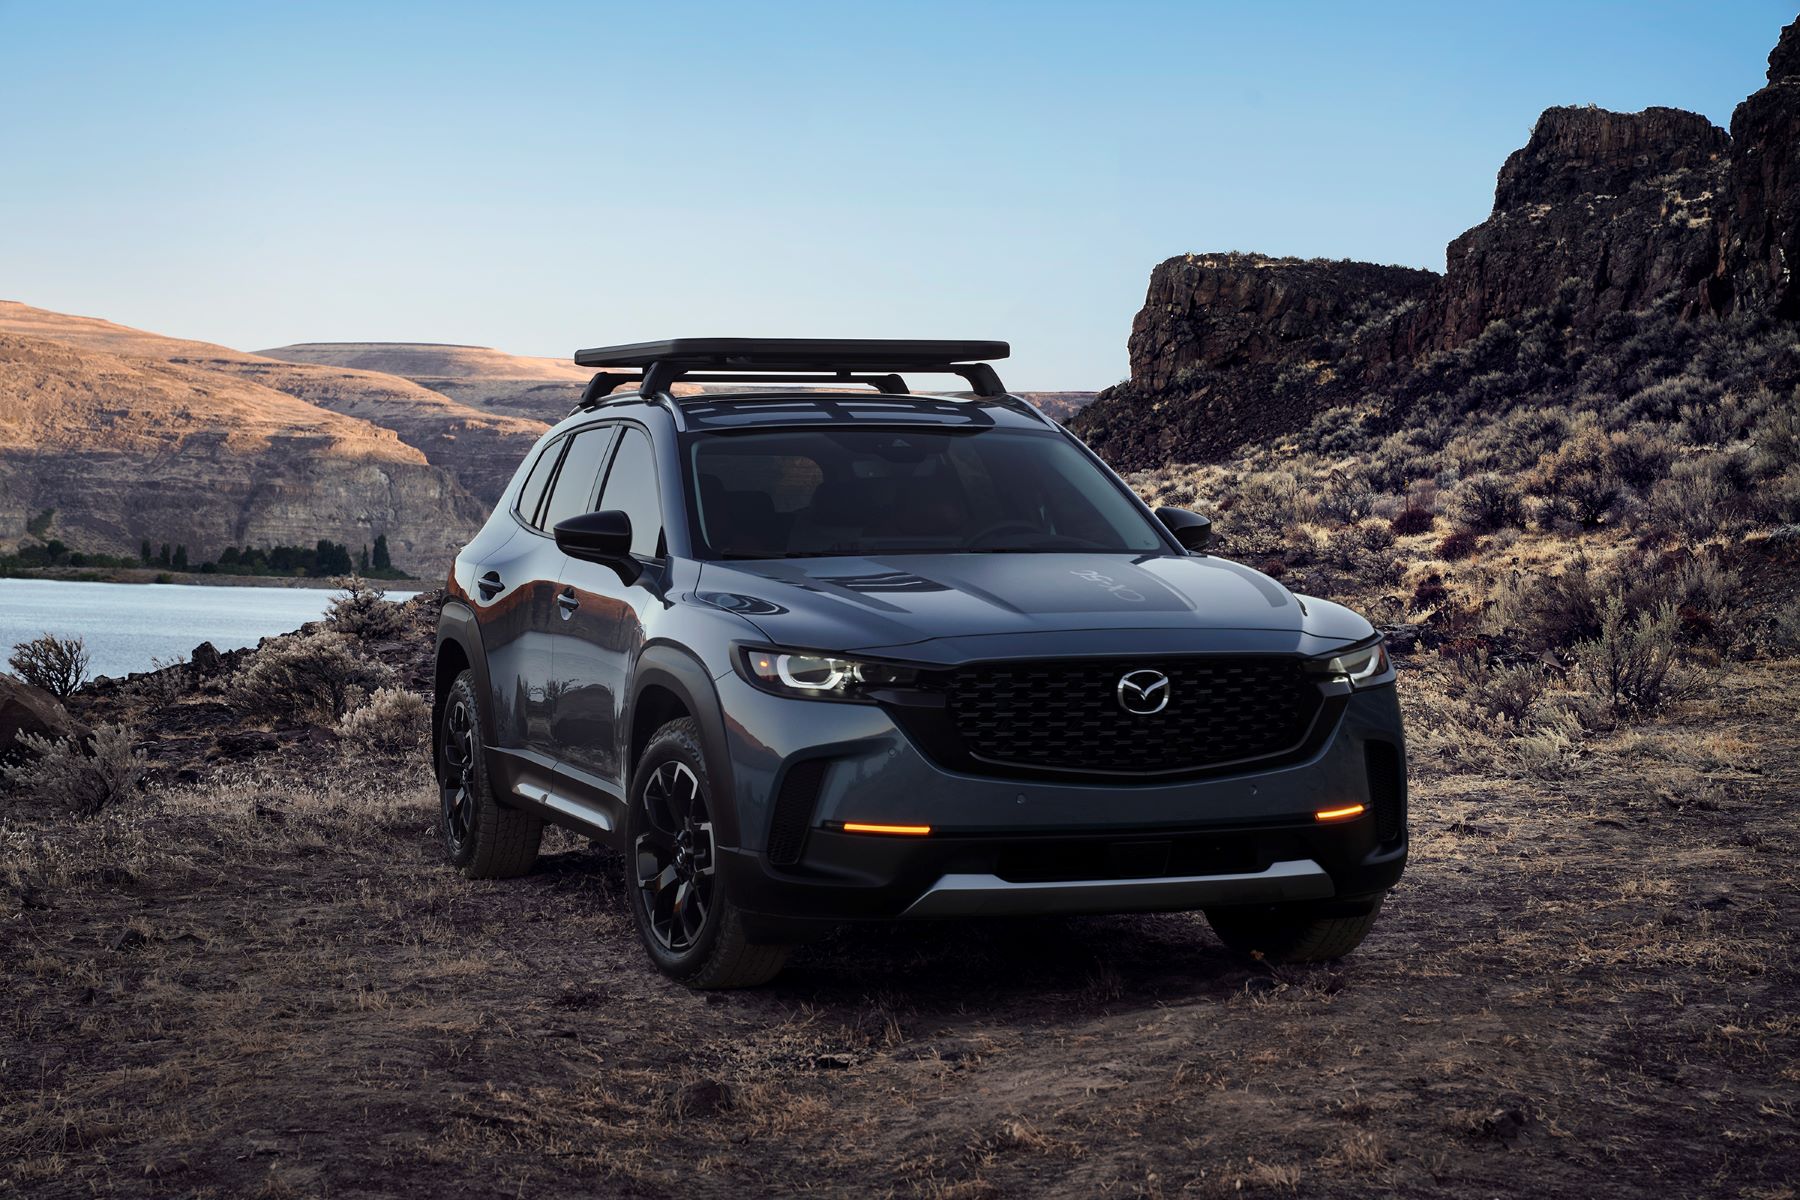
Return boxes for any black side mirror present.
[554,510,641,584]
[1156,506,1213,553]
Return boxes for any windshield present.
[687,427,1168,558]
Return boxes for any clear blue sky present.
[1,1,1790,388]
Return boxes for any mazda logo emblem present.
[1116,669,1170,715]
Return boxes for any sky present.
[0,1,1792,389]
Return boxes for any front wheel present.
[1205,899,1385,963]
[628,718,790,988]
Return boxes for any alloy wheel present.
[635,761,715,953]
[440,697,476,853]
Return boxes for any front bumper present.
[712,670,1407,930]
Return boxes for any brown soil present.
[4,656,1796,1198]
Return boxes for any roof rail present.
[571,338,1010,398]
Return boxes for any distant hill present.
[1073,18,1800,470]
[260,341,592,422]
[0,305,548,508]
[0,328,482,572]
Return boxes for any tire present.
[1205,899,1385,963]
[439,671,542,880]
[627,717,790,989]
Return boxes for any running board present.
[513,782,614,834]
[900,858,1334,918]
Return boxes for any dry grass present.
[2,645,1797,1197]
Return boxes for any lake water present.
[0,579,419,680]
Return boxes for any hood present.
[692,552,1370,654]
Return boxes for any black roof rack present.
[572,338,1010,398]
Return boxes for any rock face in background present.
[0,329,486,574]
[0,304,548,509]
[1719,19,1800,317]
[1074,19,1800,470]
[1075,255,1435,468]
[1435,106,1729,342]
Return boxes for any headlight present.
[736,647,921,701]
[1309,639,1393,688]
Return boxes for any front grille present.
[1364,741,1406,844]
[767,759,829,866]
[944,656,1323,777]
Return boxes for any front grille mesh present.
[945,656,1322,776]
[767,759,829,866]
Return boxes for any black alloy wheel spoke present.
[635,761,715,954]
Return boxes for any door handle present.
[557,588,580,619]
[477,571,503,601]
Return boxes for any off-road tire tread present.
[1206,901,1383,963]
[634,719,791,989]
[445,673,543,880]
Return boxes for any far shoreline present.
[0,566,435,590]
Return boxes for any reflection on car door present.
[476,434,568,790]
[552,424,662,812]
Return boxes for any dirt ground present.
[3,662,1797,1199]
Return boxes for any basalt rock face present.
[1075,254,1436,468]
[1436,106,1729,343]
[1074,19,1800,470]
[1719,20,1800,317]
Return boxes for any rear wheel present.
[1205,899,1384,963]
[439,671,542,879]
[628,718,790,988]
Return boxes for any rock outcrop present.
[0,331,485,573]
[0,304,548,508]
[1718,19,1800,317]
[0,673,86,757]
[1074,18,1800,470]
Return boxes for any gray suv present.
[433,340,1407,987]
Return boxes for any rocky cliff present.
[0,332,486,572]
[0,305,548,508]
[1074,18,1800,469]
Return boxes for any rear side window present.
[539,425,617,532]
[514,436,565,528]
[597,427,664,558]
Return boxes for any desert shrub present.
[1477,664,1548,725]
[1500,555,1604,651]
[1317,469,1377,525]
[1607,427,1675,489]
[230,630,395,723]
[1411,572,1449,611]
[1574,596,1698,716]
[325,576,409,640]
[1390,504,1436,536]
[7,633,90,697]
[336,686,430,758]
[1448,473,1524,532]
[1751,400,1800,474]
[1437,530,1479,561]
[0,724,145,818]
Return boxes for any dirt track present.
[4,663,1798,1199]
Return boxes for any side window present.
[596,427,664,558]
[514,435,565,528]
[539,425,617,532]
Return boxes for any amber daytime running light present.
[1314,803,1367,822]
[841,822,933,836]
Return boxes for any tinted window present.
[540,426,616,532]
[515,436,565,528]
[597,427,663,558]
[688,428,1165,558]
